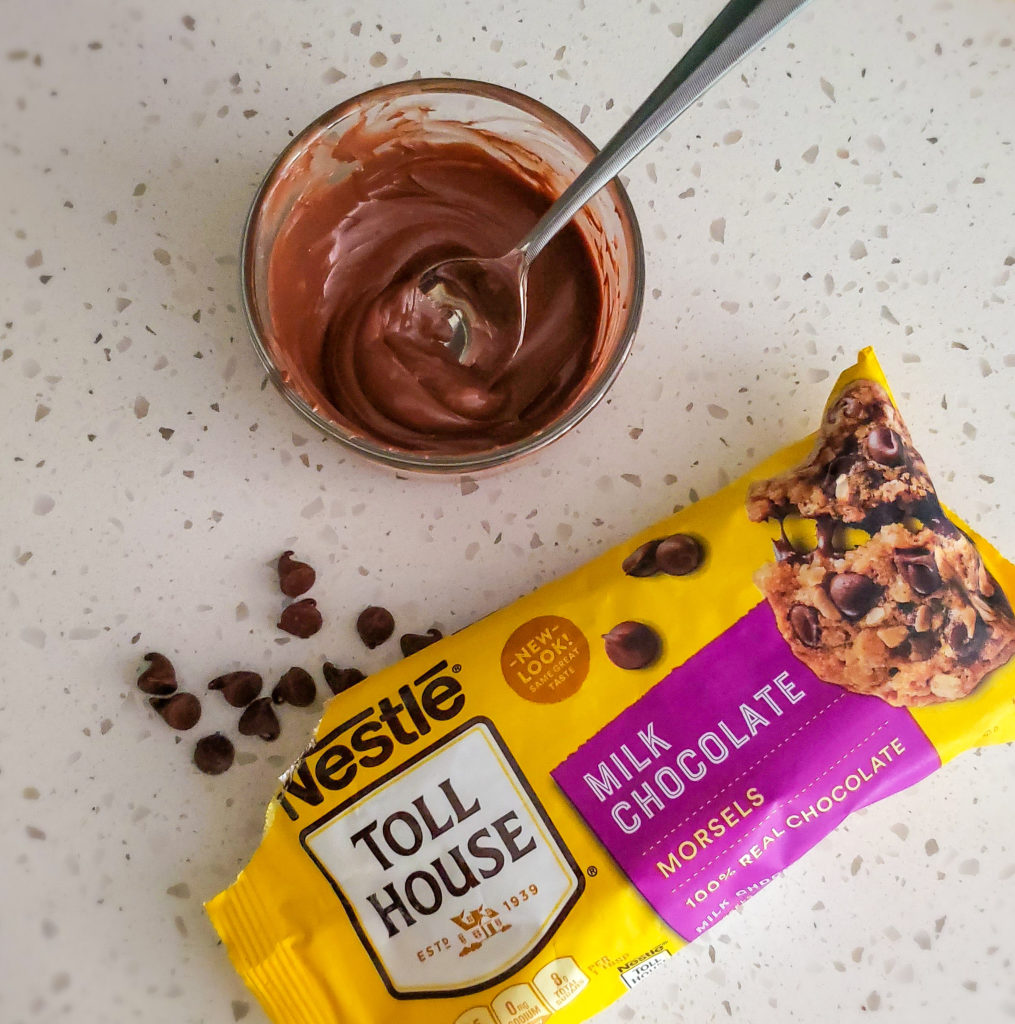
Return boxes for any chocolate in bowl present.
[241,79,644,473]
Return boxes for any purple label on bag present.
[552,604,939,939]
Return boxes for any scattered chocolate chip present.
[622,539,661,577]
[828,572,881,619]
[272,667,316,706]
[788,604,821,647]
[866,426,904,466]
[602,621,661,669]
[322,663,366,695]
[208,671,263,707]
[137,652,178,696]
[151,692,201,730]
[655,534,703,576]
[278,598,322,638]
[238,697,280,741]
[277,550,316,598]
[895,549,941,596]
[400,628,443,657]
[194,733,235,775]
[357,605,394,648]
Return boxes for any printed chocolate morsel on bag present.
[207,349,1015,1024]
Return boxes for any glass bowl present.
[241,78,645,474]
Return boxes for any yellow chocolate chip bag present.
[207,348,1015,1024]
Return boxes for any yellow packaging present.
[207,349,1015,1024]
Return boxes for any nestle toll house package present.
[207,348,1015,1024]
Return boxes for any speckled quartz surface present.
[2,0,1014,1021]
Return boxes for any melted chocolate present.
[267,139,603,453]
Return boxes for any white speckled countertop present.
[3,0,1014,1021]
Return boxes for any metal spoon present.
[421,0,813,369]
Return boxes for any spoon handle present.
[519,0,813,264]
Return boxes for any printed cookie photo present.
[748,379,1015,707]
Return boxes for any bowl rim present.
[240,77,645,474]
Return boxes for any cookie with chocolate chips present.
[755,523,1015,706]
[746,380,940,526]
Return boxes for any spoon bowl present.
[420,248,528,373]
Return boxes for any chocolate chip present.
[278,598,322,638]
[655,534,703,576]
[208,671,263,707]
[194,733,234,775]
[150,692,201,730]
[911,494,944,523]
[895,549,941,596]
[866,426,904,466]
[773,518,802,563]
[772,537,801,563]
[828,573,881,619]
[238,697,280,741]
[272,667,317,707]
[277,550,316,598]
[788,604,821,647]
[988,580,1014,619]
[357,605,394,648]
[946,620,969,651]
[837,395,865,420]
[947,616,988,664]
[323,663,366,695]
[773,537,793,561]
[137,652,178,696]
[821,453,861,497]
[602,621,661,669]
[400,628,443,657]
[865,504,899,530]
[906,631,937,662]
[815,519,839,558]
[927,515,960,539]
[622,540,661,577]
